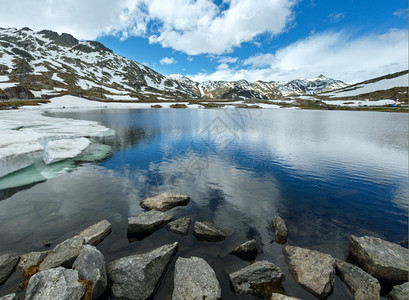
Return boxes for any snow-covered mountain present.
[0,27,347,101]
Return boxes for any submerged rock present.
[348,235,408,281]
[25,267,85,300]
[0,253,19,284]
[166,217,191,235]
[335,259,380,300]
[270,294,301,300]
[75,219,112,246]
[283,246,335,298]
[140,193,190,211]
[388,282,409,300]
[229,239,258,261]
[193,221,226,242]
[72,245,107,299]
[173,256,221,300]
[18,251,49,270]
[127,210,172,239]
[39,237,85,271]
[272,216,287,244]
[107,242,178,300]
[229,261,285,297]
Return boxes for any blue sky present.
[0,0,407,83]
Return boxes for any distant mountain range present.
[0,27,349,101]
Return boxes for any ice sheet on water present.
[43,137,91,165]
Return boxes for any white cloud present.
[393,8,408,17]
[160,57,177,65]
[217,56,238,64]
[326,12,345,23]
[187,29,409,83]
[0,0,296,55]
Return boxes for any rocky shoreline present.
[0,193,407,300]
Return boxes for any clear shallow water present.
[0,108,407,299]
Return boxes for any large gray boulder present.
[229,261,285,297]
[272,216,287,244]
[283,246,335,298]
[335,259,380,300]
[193,221,226,242]
[25,267,85,300]
[4,86,34,99]
[18,251,49,270]
[166,217,192,235]
[39,237,85,271]
[172,256,221,300]
[75,219,112,246]
[0,294,17,300]
[348,235,408,281]
[140,193,190,211]
[270,294,301,300]
[229,239,258,261]
[107,242,178,300]
[0,253,19,284]
[72,245,107,299]
[127,210,173,239]
[388,282,409,300]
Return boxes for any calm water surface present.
[0,108,407,299]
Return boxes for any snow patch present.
[43,137,91,165]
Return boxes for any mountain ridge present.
[0,27,348,101]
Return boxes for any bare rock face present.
[388,282,409,300]
[107,243,178,300]
[0,293,17,300]
[283,246,335,298]
[127,210,172,239]
[348,235,408,281]
[140,193,190,211]
[72,245,107,299]
[0,253,19,284]
[75,219,112,246]
[229,239,258,261]
[229,261,285,297]
[193,221,226,242]
[335,259,380,300]
[166,217,192,235]
[272,216,287,244]
[25,267,85,300]
[18,251,49,271]
[39,237,85,271]
[173,256,221,300]
[270,294,301,300]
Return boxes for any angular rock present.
[18,251,49,270]
[348,235,408,281]
[229,239,258,261]
[25,267,85,300]
[166,217,191,235]
[107,242,178,300]
[0,293,17,300]
[75,219,112,246]
[173,256,221,300]
[229,261,285,297]
[73,245,107,299]
[140,193,190,211]
[127,210,172,239]
[271,294,301,300]
[272,216,287,244]
[388,282,409,300]
[39,237,85,271]
[335,259,380,300]
[193,221,226,242]
[0,253,19,284]
[283,246,335,298]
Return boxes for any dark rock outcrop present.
[284,246,335,298]
[229,261,285,297]
[127,210,172,239]
[4,86,34,99]
[173,256,221,300]
[107,243,178,300]
[388,282,409,300]
[229,239,258,261]
[55,33,79,47]
[193,221,227,242]
[166,217,192,235]
[348,235,408,281]
[272,216,287,244]
[0,253,19,284]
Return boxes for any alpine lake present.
[0,108,407,299]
